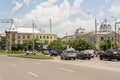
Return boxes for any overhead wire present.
[12,0,29,18]
[4,0,17,18]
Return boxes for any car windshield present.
[67,50,75,53]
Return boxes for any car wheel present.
[117,59,120,61]
[61,56,63,60]
[73,58,76,60]
[88,58,91,60]
[100,56,103,60]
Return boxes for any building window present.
[18,36,20,39]
[101,37,104,41]
[23,36,25,39]
[40,36,42,39]
[27,35,30,39]
[50,36,52,39]
[18,40,20,44]
[47,36,49,39]
[37,36,38,38]
[43,36,45,39]
[112,37,114,41]
[12,35,15,39]
[23,40,25,43]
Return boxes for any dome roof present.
[100,19,112,32]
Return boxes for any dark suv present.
[50,50,58,56]
[76,51,92,60]
[100,50,120,61]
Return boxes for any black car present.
[50,50,58,56]
[76,51,92,60]
[100,50,120,61]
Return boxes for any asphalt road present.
[0,55,120,80]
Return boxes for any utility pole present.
[114,17,117,50]
[32,20,35,54]
[94,19,97,49]
[50,19,52,34]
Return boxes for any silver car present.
[60,50,76,60]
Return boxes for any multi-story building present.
[63,19,120,49]
[5,21,57,51]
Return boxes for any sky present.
[0,0,120,37]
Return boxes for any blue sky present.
[0,0,120,37]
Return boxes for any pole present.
[115,18,117,49]
[32,20,35,54]
[95,19,97,49]
[50,19,52,34]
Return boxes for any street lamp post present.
[87,12,98,49]
[115,17,117,49]
[112,16,120,50]
[32,20,35,54]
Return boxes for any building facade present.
[63,19,120,49]
[6,22,57,51]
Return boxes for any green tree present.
[12,44,18,51]
[23,39,44,51]
[0,36,6,50]
[49,38,64,50]
[100,40,111,51]
[68,38,90,51]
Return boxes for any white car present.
[26,50,36,55]
[61,50,76,60]
[84,50,94,58]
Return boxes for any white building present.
[5,21,57,51]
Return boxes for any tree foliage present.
[49,38,64,50]
[68,38,91,51]
[0,36,6,50]
[100,40,111,51]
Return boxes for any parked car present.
[84,50,94,58]
[42,50,49,55]
[76,51,92,60]
[26,50,36,55]
[50,50,58,56]
[100,50,120,61]
[60,49,76,60]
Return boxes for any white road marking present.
[49,60,120,73]
[11,64,16,67]
[28,72,39,77]
[58,67,74,72]
[33,62,40,64]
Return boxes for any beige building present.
[5,21,57,51]
[63,19,120,49]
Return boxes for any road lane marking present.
[49,60,120,73]
[11,64,16,67]
[33,62,40,64]
[28,72,39,77]
[58,67,74,72]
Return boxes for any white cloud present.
[14,0,95,37]
[109,4,120,14]
[97,9,105,18]
[71,0,83,14]
[104,0,111,4]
